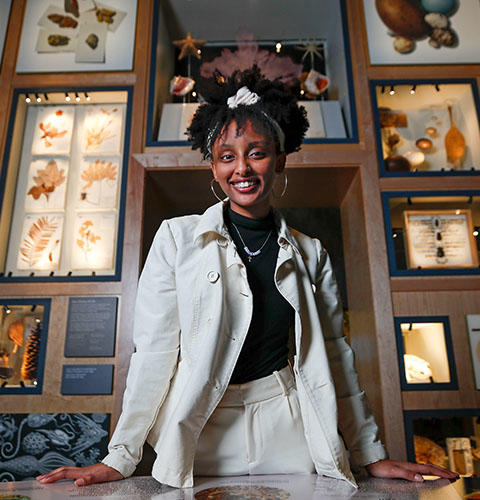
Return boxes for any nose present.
[234,155,251,176]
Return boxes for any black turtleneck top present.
[224,204,295,384]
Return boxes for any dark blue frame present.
[145,0,359,147]
[0,86,133,283]
[404,409,480,463]
[394,316,458,391]
[370,78,480,177]
[382,190,480,277]
[0,298,51,395]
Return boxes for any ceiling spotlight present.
[65,92,70,102]
[85,92,90,101]
[35,93,41,103]
[275,42,282,53]
[25,94,31,103]
[43,93,49,101]
[410,85,416,95]
[474,230,479,237]
[4,306,11,314]
[389,85,395,96]
[75,92,80,102]
[381,86,385,94]
[435,84,440,92]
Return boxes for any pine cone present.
[21,323,42,381]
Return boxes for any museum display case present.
[0,88,133,281]
[382,191,480,276]
[371,80,480,176]
[147,0,357,147]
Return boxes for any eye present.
[249,150,266,159]
[219,153,234,162]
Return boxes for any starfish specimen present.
[295,39,324,67]
[172,32,207,60]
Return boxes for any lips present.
[231,178,259,192]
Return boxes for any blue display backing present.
[146,0,359,147]
[381,190,480,277]
[394,316,458,391]
[0,298,51,395]
[0,86,133,283]
[370,78,480,178]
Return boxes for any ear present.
[210,160,218,181]
[275,153,286,173]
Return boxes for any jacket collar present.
[193,200,301,254]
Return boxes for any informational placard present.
[61,364,113,395]
[403,210,479,269]
[65,296,117,357]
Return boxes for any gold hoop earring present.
[272,172,288,198]
[210,178,225,202]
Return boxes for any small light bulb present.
[410,89,415,95]
[300,89,305,95]
[35,318,41,323]
[36,95,41,103]
[192,91,197,97]
[275,42,282,53]
[456,210,461,215]
[25,95,31,103]
[197,49,201,55]
[393,233,397,238]
[473,230,479,237]
[65,95,70,102]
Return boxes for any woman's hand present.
[36,463,123,487]
[366,459,459,482]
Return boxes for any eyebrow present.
[217,140,270,149]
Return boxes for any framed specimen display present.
[394,316,458,391]
[403,209,478,269]
[382,191,480,276]
[363,0,480,65]
[0,298,50,395]
[0,87,132,281]
[446,437,474,476]
[16,0,137,73]
[147,0,358,146]
[371,80,480,176]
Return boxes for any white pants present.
[194,365,315,476]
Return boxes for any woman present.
[37,69,457,488]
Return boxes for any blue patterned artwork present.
[0,413,109,481]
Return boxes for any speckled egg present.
[421,0,457,15]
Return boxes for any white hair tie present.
[227,86,260,108]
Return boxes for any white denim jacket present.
[102,201,387,488]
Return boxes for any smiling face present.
[210,120,286,219]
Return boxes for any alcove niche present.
[133,152,386,455]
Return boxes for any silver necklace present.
[231,223,272,262]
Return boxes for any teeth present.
[235,181,255,188]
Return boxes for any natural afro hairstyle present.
[187,66,309,159]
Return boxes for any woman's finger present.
[36,463,123,486]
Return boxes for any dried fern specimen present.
[81,160,117,190]
[19,216,59,268]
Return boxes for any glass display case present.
[147,0,357,146]
[405,410,480,477]
[394,316,457,391]
[382,191,480,276]
[371,80,480,176]
[0,298,50,394]
[0,87,132,281]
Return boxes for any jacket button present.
[207,271,219,283]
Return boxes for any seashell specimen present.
[86,33,99,50]
[426,126,437,136]
[430,27,457,47]
[65,0,80,18]
[169,75,195,96]
[47,13,78,28]
[425,13,449,29]
[385,155,410,172]
[301,69,329,98]
[47,34,70,47]
[95,8,116,24]
[8,321,24,354]
[416,138,433,150]
[393,36,415,54]
[404,150,425,167]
